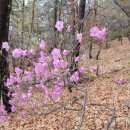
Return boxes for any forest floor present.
[1,38,130,130]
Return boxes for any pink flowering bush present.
[0,22,107,123]
[0,40,86,122]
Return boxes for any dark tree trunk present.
[70,0,86,74]
[0,0,12,112]
[54,0,58,28]
[53,0,58,48]
[68,0,86,93]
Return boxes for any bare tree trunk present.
[27,0,36,50]
[53,0,58,49]
[31,0,36,34]
[20,0,25,69]
[21,0,25,49]
[54,0,58,30]
[71,0,76,35]
[0,0,12,113]
[70,0,86,74]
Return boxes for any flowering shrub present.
[0,41,86,122]
[0,22,106,123]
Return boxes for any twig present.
[105,108,116,130]
[44,95,84,117]
[77,90,87,130]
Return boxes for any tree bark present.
[0,0,12,112]
[70,0,86,74]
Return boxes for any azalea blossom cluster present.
[12,48,36,58]
[0,40,86,122]
[0,21,107,122]
[55,21,83,43]
[90,26,107,40]
[55,21,106,42]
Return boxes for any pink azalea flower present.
[44,71,51,78]
[0,105,7,116]
[51,85,63,100]
[90,26,106,40]
[91,66,97,73]
[60,60,68,69]
[28,92,32,98]
[0,105,5,111]
[53,59,60,68]
[51,48,61,60]
[9,100,15,106]
[5,76,22,86]
[75,56,80,62]
[12,48,23,58]
[41,83,49,94]
[117,77,125,85]
[11,106,17,113]
[22,50,27,57]
[63,50,69,56]
[44,95,49,105]
[39,51,50,62]
[31,105,36,110]
[90,26,99,37]
[39,40,46,51]
[53,68,59,75]
[41,83,50,104]
[55,21,64,32]
[0,105,5,112]
[27,49,36,57]
[76,33,83,43]
[70,71,80,82]
[11,93,19,98]
[34,63,41,74]
[34,62,48,77]
[57,81,64,87]
[22,112,28,118]
[24,71,34,80]
[0,116,7,123]
[2,42,10,51]
[2,110,7,116]
[96,28,106,40]
[79,67,86,74]
[15,68,23,76]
